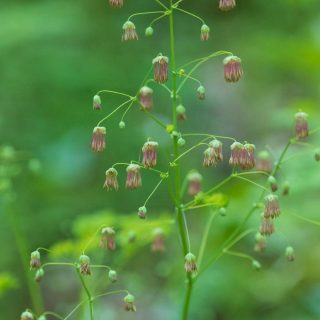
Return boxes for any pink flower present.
[219,0,236,11]
[126,164,142,189]
[223,55,243,82]
[295,111,309,138]
[142,141,158,168]
[103,168,119,191]
[91,126,106,152]
[152,54,169,84]
[122,21,138,41]
[139,86,153,110]
[109,0,123,7]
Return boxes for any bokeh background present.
[1,0,320,319]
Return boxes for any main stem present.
[76,268,94,320]
[169,3,193,320]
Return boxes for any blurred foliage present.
[1,0,320,319]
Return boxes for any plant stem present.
[76,268,94,320]
[169,3,193,319]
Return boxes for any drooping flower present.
[100,227,116,251]
[200,24,210,41]
[209,139,223,161]
[197,85,206,100]
[126,164,142,189]
[184,252,198,273]
[93,95,102,110]
[91,126,106,152]
[241,143,255,169]
[256,150,272,173]
[219,0,236,11]
[264,194,280,219]
[152,54,169,83]
[21,310,34,320]
[254,232,267,252]
[223,55,243,82]
[142,141,158,168]
[109,0,123,7]
[103,168,119,191]
[145,26,154,37]
[139,86,153,110]
[108,270,118,283]
[203,140,223,168]
[79,254,91,276]
[285,246,295,262]
[282,181,290,196]
[252,260,261,271]
[187,170,203,196]
[295,111,309,138]
[138,206,147,219]
[229,142,244,167]
[122,21,138,41]
[259,216,275,236]
[151,228,165,252]
[267,176,278,192]
[30,251,41,270]
[176,104,187,121]
[124,294,136,312]
[34,268,45,282]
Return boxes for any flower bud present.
[138,206,147,219]
[108,269,118,283]
[21,310,34,320]
[219,207,227,216]
[30,251,41,270]
[259,216,275,236]
[152,54,169,84]
[254,232,267,252]
[139,86,153,110]
[151,228,165,252]
[252,260,261,271]
[119,121,126,129]
[34,268,45,282]
[126,164,142,189]
[187,170,202,196]
[223,55,243,82]
[109,0,123,7]
[285,246,295,262]
[267,176,278,192]
[145,26,154,37]
[264,194,280,219]
[38,316,47,320]
[100,227,116,251]
[184,252,197,273]
[197,85,206,100]
[103,168,119,191]
[79,254,91,276]
[219,0,236,11]
[314,148,320,162]
[256,150,272,173]
[122,21,138,41]
[93,95,102,110]
[282,181,290,196]
[142,141,158,168]
[124,294,136,312]
[178,137,186,147]
[200,24,210,41]
[176,104,187,121]
[295,111,309,138]
[91,126,106,152]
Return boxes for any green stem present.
[174,7,205,24]
[76,268,94,320]
[128,11,165,21]
[169,3,193,319]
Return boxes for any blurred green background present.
[1,0,320,319]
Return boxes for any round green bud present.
[21,310,34,320]
[138,206,147,219]
[35,268,45,282]
[219,207,227,216]
[285,246,295,261]
[79,254,90,265]
[119,121,126,129]
[108,269,118,283]
[38,316,47,320]
[185,252,196,262]
[178,138,186,147]
[252,260,261,271]
[145,26,154,37]
[201,24,210,33]
[124,293,135,303]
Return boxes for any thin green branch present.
[128,11,165,21]
[174,7,205,24]
[143,177,166,206]
[233,175,270,192]
[96,90,133,99]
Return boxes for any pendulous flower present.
[295,111,309,138]
[223,55,243,82]
[100,227,116,251]
[219,0,236,11]
[139,86,153,110]
[126,164,142,189]
[142,141,159,168]
[241,143,255,169]
[103,168,119,191]
[256,150,272,173]
[108,269,118,283]
[285,246,295,262]
[109,0,123,7]
[184,252,198,273]
[91,126,106,152]
[152,54,169,83]
[124,294,136,312]
[138,206,147,219]
[259,216,275,236]
[229,142,244,167]
[268,176,278,192]
[176,104,187,121]
[34,268,45,282]
[151,228,165,252]
[264,194,280,219]
[254,232,267,252]
[30,250,41,270]
[93,95,102,110]
[187,170,203,196]
[21,310,34,320]
[122,21,138,41]
[79,254,91,276]
[197,85,206,100]
[200,24,210,41]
